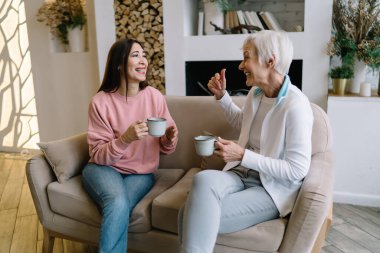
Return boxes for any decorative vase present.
[378,71,380,96]
[349,59,367,94]
[49,33,67,53]
[68,27,86,52]
[332,78,348,96]
[203,1,224,35]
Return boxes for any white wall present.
[23,0,115,142]
[328,96,380,207]
[93,0,116,81]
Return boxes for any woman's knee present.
[192,170,220,188]
[104,194,130,215]
[82,163,109,182]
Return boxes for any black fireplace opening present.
[185,60,303,96]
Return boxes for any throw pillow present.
[37,133,89,183]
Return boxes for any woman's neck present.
[118,81,140,97]
[262,74,284,98]
[127,83,140,96]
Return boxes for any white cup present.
[194,135,215,156]
[147,117,167,137]
[360,82,371,97]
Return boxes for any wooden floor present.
[0,152,379,253]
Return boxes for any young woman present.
[82,38,178,253]
[180,30,313,253]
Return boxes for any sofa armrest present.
[279,151,334,253]
[26,154,57,226]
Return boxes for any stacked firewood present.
[114,0,165,93]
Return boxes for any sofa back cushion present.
[38,133,89,183]
[160,96,244,170]
[310,103,333,155]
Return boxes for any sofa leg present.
[42,228,55,253]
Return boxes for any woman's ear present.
[267,56,276,69]
[119,65,125,75]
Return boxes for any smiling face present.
[238,43,271,87]
[126,43,148,84]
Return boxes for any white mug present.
[360,82,371,97]
[147,118,167,137]
[194,135,215,156]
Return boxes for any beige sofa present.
[26,96,334,253]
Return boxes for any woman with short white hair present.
[179,30,314,253]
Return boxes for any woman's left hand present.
[214,137,244,162]
[164,126,178,143]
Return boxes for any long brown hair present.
[98,38,149,93]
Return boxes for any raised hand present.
[214,137,244,163]
[207,68,227,100]
[121,120,148,143]
[164,125,178,143]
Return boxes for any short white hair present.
[243,30,293,75]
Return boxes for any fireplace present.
[186,60,303,96]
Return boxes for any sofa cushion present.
[129,168,185,232]
[38,133,89,183]
[216,218,287,252]
[311,103,333,155]
[47,168,185,233]
[153,167,286,252]
[47,175,101,227]
[152,167,201,233]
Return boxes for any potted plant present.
[37,0,70,47]
[327,0,380,93]
[66,0,87,52]
[214,0,247,11]
[37,0,86,52]
[329,65,354,95]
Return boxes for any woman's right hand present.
[121,120,148,144]
[208,68,227,100]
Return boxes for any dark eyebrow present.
[131,50,146,54]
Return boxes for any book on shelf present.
[231,11,240,32]
[236,10,248,34]
[243,11,254,26]
[247,11,265,30]
[256,11,269,30]
[259,11,283,31]
[198,11,204,35]
[225,10,239,32]
[224,11,231,30]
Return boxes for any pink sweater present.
[87,86,177,174]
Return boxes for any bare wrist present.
[215,90,226,100]
[240,148,245,160]
[121,134,131,144]
[161,134,171,145]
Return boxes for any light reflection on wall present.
[0,0,40,150]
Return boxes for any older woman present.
[180,30,314,253]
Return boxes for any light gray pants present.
[179,167,279,253]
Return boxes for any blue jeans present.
[82,163,155,253]
[179,168,279,253]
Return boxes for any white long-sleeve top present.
[218,75,314,217]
